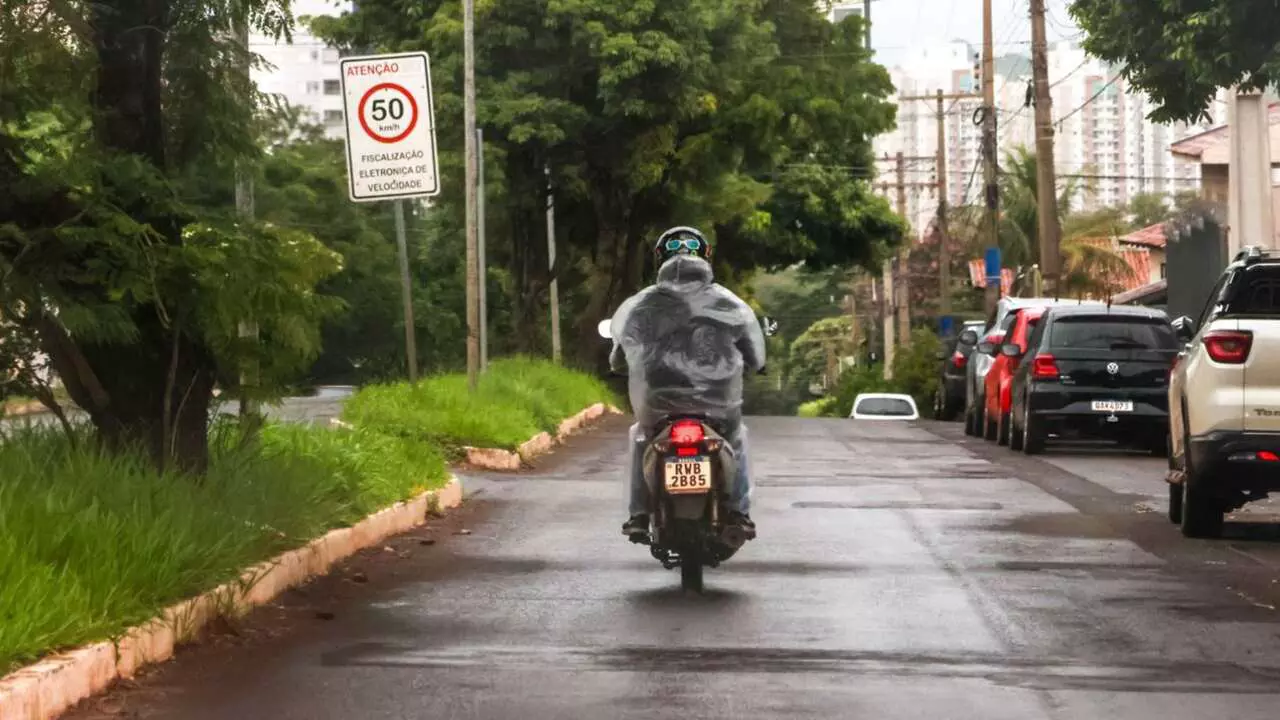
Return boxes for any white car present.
[1168,246,1280,538]
[850,393,920,420]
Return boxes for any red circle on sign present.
[357,82,420,144]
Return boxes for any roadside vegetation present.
[798,328,943,419]
[0,358,611,673]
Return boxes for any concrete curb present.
[0,477,464,720]
[464,402,623,471]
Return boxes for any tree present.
[312,0,905,367]
[1069,0,1273,123]
[250,107,515,383]
[1,3,341,472]
[995,147,1133,297]
[1128,192,1170,229]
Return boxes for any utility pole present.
[235,10,260,427]
[935,89,951,317]
[862,0,871,49]
[981,0,1000,315]
[478,128,488,371]
[1029,0,1062,296]
[463,0,480,390]
[894,151,910,350]
[545,165,562,364]
[900,93,979,318]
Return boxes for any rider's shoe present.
[622,513,650,537]
[726,511,756,539]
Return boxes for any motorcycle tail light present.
[952,351,967,369]
[670,420,704,446]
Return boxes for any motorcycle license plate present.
[664,457,711,494]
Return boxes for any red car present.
[984,306,1046,445]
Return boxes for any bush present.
[811,327,943,418]
[796,397,838,417]
[343,355,618,450]
[0,421,448,672]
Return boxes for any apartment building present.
[876,41,1217,237]
[249,0,352,139]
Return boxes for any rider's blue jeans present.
[627,422,751,516]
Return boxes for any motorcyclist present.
[608,226,766,540]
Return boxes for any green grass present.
[1,356,609,672]
[343,356,618,450]
[0,421,447,672]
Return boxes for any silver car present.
[963,297,1105,437]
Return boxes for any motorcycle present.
[597,319,754,593]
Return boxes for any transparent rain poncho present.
[609,255,766,429]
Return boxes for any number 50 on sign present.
[339,51,440,202]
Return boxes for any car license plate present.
[1091,400,1133,413]
[664,458,711,494]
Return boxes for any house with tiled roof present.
[1170,103,1280,245]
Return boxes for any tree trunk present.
[55,0,220,474]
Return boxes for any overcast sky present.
[867,0,1083,67]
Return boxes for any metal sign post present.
[340,51,441,382]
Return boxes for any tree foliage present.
[1,2,341,471]
[1069,0,1273,123]
[311,0,905,366]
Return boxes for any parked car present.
[1007,304,1177,456]
[935,320,985,421]
[851,393,920,420]
[1168,246,1280,538]
[983,306,1047,445]
[963,297,1104,438]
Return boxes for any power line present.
[1055,74,1123,127]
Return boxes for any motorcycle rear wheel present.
[680,560,704,593]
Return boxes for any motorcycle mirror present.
[597,319,613,340]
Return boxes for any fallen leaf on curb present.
[382,546,396,553]
[350,572,369,583]
[456,528,473,536]
[315,611,336,621]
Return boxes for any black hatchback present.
[1006,305,1178,455]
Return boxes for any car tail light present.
[1259,451,1279,462]
[1203,330,1253,364]
[1031,353,1059,379]
[952,351,967,369]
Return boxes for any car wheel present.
[984,412,997,442]
[1009,411,1025,452]
[1167,480,1183,524]
[997,411,1011,446]
[1022,404,1044,455]
[1179,414,1224,539]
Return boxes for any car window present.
[1026,315,1048,351]
[1048,317,1178,350]
[854,397,915,417]
[1222,265,1280,315]
[1198,270,1233,328]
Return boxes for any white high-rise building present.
[249,0,352,139]
[875,40,1219,238]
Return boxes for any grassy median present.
[0,357,613,672]
[343,355,617,451]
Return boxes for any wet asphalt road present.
[66,415,1280,720]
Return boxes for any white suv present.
[1168,246,1280,537]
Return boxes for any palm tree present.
[996,147,1134,298]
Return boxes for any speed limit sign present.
[339,52,440,202]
